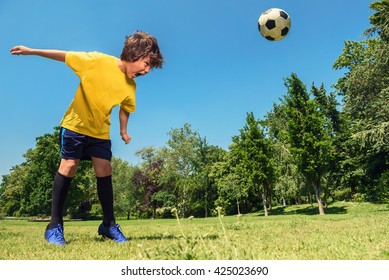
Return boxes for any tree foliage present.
[0,127,94,217]
[333,0,389,202]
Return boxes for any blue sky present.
[0,0,373,178]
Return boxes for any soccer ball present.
[258,8,291,41]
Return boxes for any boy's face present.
[122,56,152,79]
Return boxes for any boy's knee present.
[58,159,79,177]
[92,157,112,177]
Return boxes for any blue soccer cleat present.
[44,224,66,246]
[98,223,128,243]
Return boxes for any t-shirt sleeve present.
[120,96,136,113]
[65,51,98,76]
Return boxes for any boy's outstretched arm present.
[10,45,66,62]
[119,108,131,144]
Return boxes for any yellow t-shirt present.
[60,51,136,139]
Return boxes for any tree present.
[0,127,94,217]
[162,123,200,217]
[284,74,333,215]
[20,131,62,215]
[111,157,138,220]
[211,153,248,215]
[265,103,303,205]
[366,0,389,42]
[191,138,226,217]
[230,112,276,216]
[133,147,167,218]
[0,164,29,216]
[333,0,389,201]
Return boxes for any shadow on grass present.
[28,218,83,223]
[127,233,219,241]
[267,204,348,216]
[94,233,219,243]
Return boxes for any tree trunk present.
[204,191,209,218]
[152,206,156,219]
[297,195,302,204]
[262,192,268,216]
[308,193,313,208]
[313,179,325,215]
[315,192,325,215]
[323,182,329,208]
[268,192,272,212]
[263,204,268,216]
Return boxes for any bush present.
[156,207,173,219]
[334,188,352,201]
[351,193,369,202]
[90,203,102,217]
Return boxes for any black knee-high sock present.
[48,172,72,230]
[96,176,115,227]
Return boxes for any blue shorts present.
[60,127,112,161]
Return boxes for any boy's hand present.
[121,132,131,144]
[10,45,33,55]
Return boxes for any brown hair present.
[120,31,164,69]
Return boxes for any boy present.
[10,31,164,245]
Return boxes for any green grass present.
[0,202,388,260]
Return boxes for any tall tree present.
[284,74,333,214]
[163,123,200,217]
[333,0,389,201]
[366,0,389,41]
[211,150,249,215]
[265,103,303,205]
[0,164,29,216]
[133,147,167,218]
[231,112,276,216]
[192,138,226,217]
[111,157,138,220]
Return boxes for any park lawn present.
[0,202,388,260]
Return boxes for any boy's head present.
[120,31,164,69]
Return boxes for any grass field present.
[0,202,388,260]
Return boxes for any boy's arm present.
[119,108,131,144]
[10,45,66,62]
